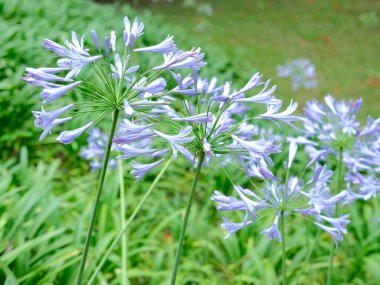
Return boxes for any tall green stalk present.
[170,153,205,285]
[76,109,119,285]
[326,146,344,285]
[281,211,287,285]
[88,159,172,284]
[118,160,128,285]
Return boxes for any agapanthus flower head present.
[212,145,350,246]
[277,58,317,91]
[295,95,380,203]
[28,18,298,180]
[24,16,206,146]
[116,69,300,180]
[303,95,362,143]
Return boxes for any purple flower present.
[130,158,166,181]
[153,48,206,70]
[314,222,344,247]
[110,53,123,79]
[170,73,196,95]
[345,175,380,201]
[257,100,299,128]
[199,77,223,95]
[153,126,195,160]
[43,31,89,58]
[360,117,380,136]
[80,128,116,171]
[32,104,73,140]
[152,148,171,158]
[220,217,253,239]
[202,138,214,155]
[303,95,362,143]
[43,39,72,57]
[135,36,176,53]
[212,184,271,238]
[287,139,297,169]
[56,121,93,144]
[235,79,276,104]
[25,68,71,82]
[172,113,213,124]
[80,128,107,159]
[43,32,102,78]
[118,119,153,134]
[37,67,71,74]
[134,78,167,94]
[91,30,101,52]
[230,73,262,97]
[21,77,61,88]
[213,147,350,246]
[126,64,140,74]
[104,36,110,57]
[62,31,89,56]
[116,145,157,160]
[211,190,247,211]
[277,58,317,91]
[32,104,73,127]
[26,16,212,155]
[57,55,102,78]
[124,16,144,50]
[123,99,135,117]
[260,212,282,242]
[113,131,155,145]
[299,95,380,206]
[154,126,194,144]
[40,81,82,103]
[231,135,280,157]
[110,31,116,52]
[38,118,72,141]
[317,214,350,234]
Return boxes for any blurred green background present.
[0,0,379,284]
[144,0,380,116]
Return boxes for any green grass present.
[1,0,380,284]
[143,0,380,117]
[2,148,380,284]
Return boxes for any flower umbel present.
[212,145,350,246]
[24,16,205,145]
[277,58,317,91]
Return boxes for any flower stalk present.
[281,210,287,285]
[76,109,120,285]
[326,145,344,285]
[118,159,128,285]
[170,152,206,285]
[88,159,172,284]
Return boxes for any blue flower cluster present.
[212,94,380,247]
[277,58,317,91]
[25,16,379,253]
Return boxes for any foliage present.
[1,147,380,284]
[1,0,380,284]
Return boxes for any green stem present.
[76,109,119,285]
[327,243,335,285]
[326,146,344,285]
[118,160,128,285]
[87,159,172,285]
[281,211,287,285]
[170,153,205,285]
